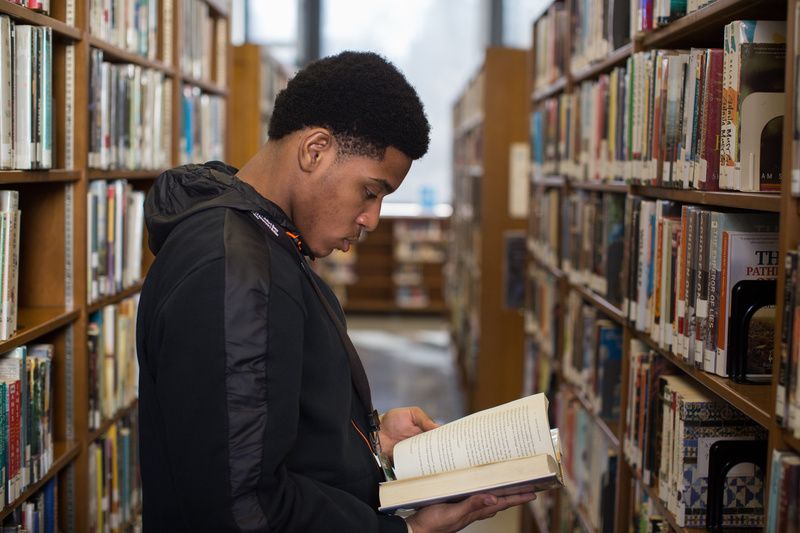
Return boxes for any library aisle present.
[349,314,521,533]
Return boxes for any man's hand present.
[378,407,439,459]
[405,493,537,533]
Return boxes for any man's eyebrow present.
[371,178,395,194]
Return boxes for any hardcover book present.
[378,393,563,512]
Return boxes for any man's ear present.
[299,129,334,172]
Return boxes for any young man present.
[136,51,534,532]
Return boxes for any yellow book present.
[378,393,563,512]
[95,445,104,533]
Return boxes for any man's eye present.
[365,188,378,200]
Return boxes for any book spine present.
[777,251,797,425]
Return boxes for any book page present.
[392,393,555,480]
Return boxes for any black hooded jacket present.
[136,162,407,532]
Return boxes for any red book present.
[699,49,723,190]
[7,380,19,500]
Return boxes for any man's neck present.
[236,144,294,219]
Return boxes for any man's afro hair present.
[268,51,430,160]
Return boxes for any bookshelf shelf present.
[346,300,447,314]
[181,75,229,96]
[569,180,628,193]
[88,35,175,74]
[531,175,566,188]
[640,477,705,533]
[637,0,784,49]
[570,282,626,325]
[630,185,782,212]
[0,308,79,354]
[562,381,621,450]
[532,76,567,103]
[633,330,773,428]
[87,282,144,314]
[0,170,81,184]
[88,169,166,181]
[783,430,800,454]
[88,399,139,443]
[0,3,81,40]
[571,42,633,84]
[530,253,565,280]
[0,440,80,520]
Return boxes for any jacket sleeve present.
[148,236,406,532]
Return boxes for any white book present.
[40,27,52,169]
[715,231,779,377]
[100,61,110,169]
[0,16,13,169]
[14,26,33,170]
[87,183,97,302]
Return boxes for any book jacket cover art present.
[738,41,786,191]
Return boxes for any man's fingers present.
[411,406,440,431]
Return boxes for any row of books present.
[180,0,227,85]
[88,414,141,533]
[394,242,445,264]
[532,20,786,192]
[630,479,668,532]
[87,180,145,304]
[0,191,20,343]
[625,340,767,528]
[527,188,559,270]
[88,50,173,171]
[767,450,800,531]
[535,0,724,89]
[778,245,800,437]
[556,393,617,532]
[4,1,49,15]
[570,0,630,73]
[562,191,626,309]
[634,0,717,35]
[0,345,54,510]
[0,476,56,533]
[622,197,778,379]
[88,297,139,432]
[393,219,444,242]
[523,263,559,354]
[561,292,623,422]
[179,85,225,165]
[0,19,52,170]
[532,2,568,91]
[89,0,159,59]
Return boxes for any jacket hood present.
[145,161,306,255]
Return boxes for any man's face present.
[296,145,412,257]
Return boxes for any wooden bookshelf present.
[570,42,633,84]
[631,185,782,212]
[0,0,232,529]
[0,2,80,40]
[229,43,289,168]
[522,0,799,531]
[449,48,529,413]
[88,169,167,181]
[637,0,785,49]
[0,441,80,521]
[315,216,449,315]
[0,170,81,184]
[532,75,567,103]
[88,35,175,73]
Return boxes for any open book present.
[379,393,564,512]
